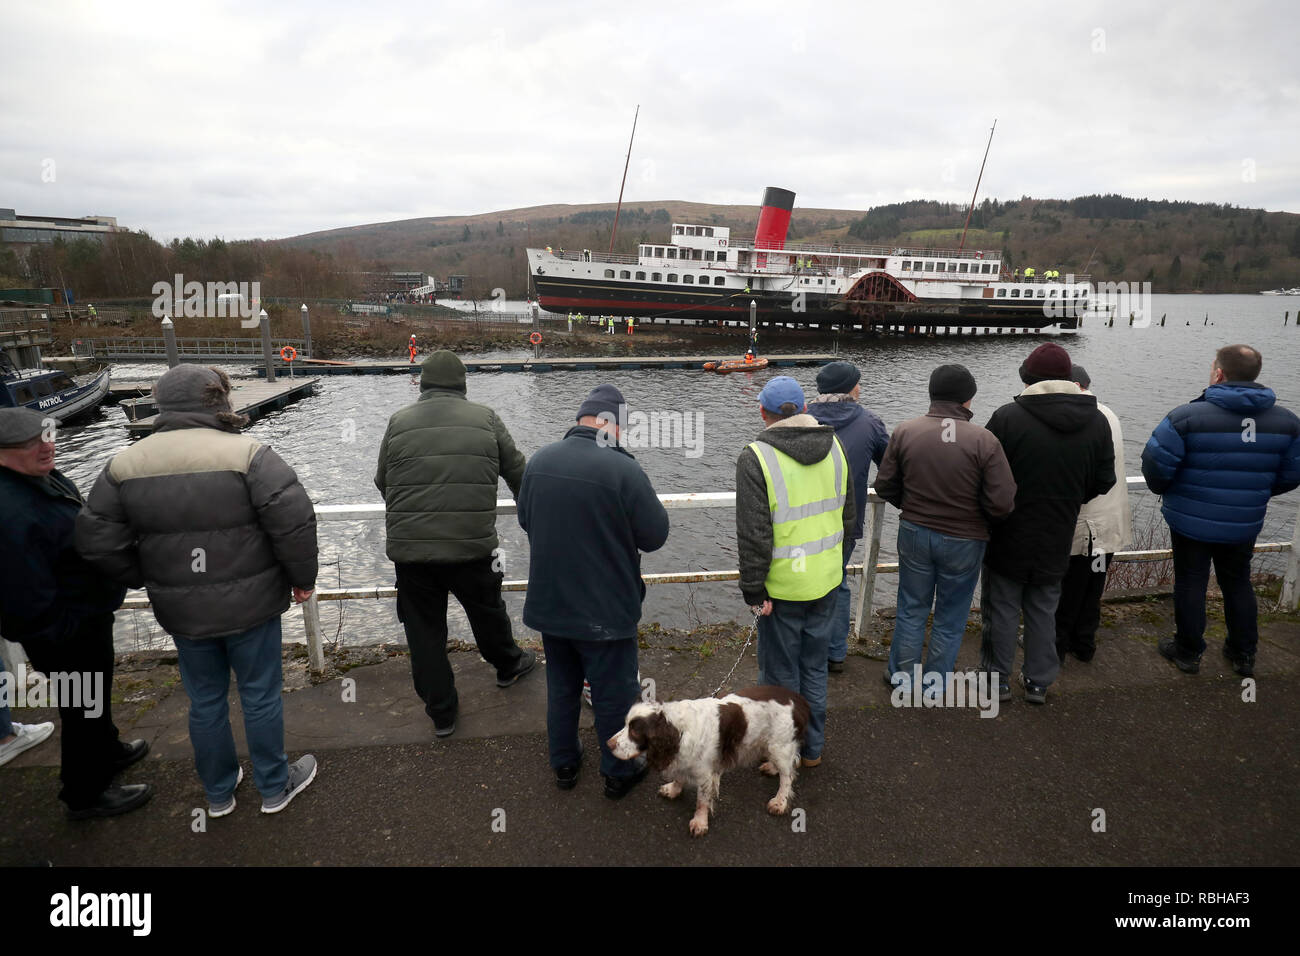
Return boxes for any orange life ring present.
[279,345,297,362]
[529,331,543,345]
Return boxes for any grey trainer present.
[261,755,318,814]
[209,765,244,818]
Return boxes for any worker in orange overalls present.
[626,316,634,335]
[408,334,418,364]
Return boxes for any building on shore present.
[0,209,120,248]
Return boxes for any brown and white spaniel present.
[607,685,810,837]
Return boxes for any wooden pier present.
[256,354,838,376]
[123,378,319,435]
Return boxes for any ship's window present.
[692,249,702,260]
[655,247,664,257]
[683,275,694,284]
[1072,289,1079,298]
[714,276,725,285]
[652,273,662,281]
[1049,289,1058,297]
[717,251,727,262]
[604,269,615,278]
[667,248,677,259]
[703,227,713,237]
[686,227,695,236]
[981,263,991,274]
[620,270,631,279]
[1081,289,1087,297]
[14,385,35,403]
[1011,289,1021,298]
[667,273,678,282]
[997,288,1007,297]
[1037,289,1046,298]
[50,373,75,389]
[675,226,684,235]
[636,271,646,280]
[924,262,934,272]
[902,261,911,270]
[31,379,54,397]
[959,263,968,273]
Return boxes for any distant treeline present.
[847,194,1300,292]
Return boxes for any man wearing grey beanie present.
[77,365,320,817]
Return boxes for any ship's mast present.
[958,119,997,251]
[609,105,640,256]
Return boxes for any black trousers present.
[1171,531,1257,659]
[1055,552,1113,659]
[395,558,525,726]
[19,613,125,808]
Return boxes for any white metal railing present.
[91,478,1300,674]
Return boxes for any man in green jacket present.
[375,351,536,738]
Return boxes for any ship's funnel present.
[755,186,795,268]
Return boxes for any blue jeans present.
[542,635,640,779]
[828,538,858,663]
[887,520,986,680]
[173,617,289,802]
[757,589,835,760]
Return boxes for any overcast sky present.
[2,0,1297,242]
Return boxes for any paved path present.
[2,614,1297,866]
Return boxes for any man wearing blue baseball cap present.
[735,376,854,767]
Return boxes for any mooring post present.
[852,497,886,648]
[303,592,325,674]
[161,315,179,368]
[1281,498,1300,611]
[301,303,312,357]
[259,309,276,383]
[1284,311,1289,327]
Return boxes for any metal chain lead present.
[710,612,759,698]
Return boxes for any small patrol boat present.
[0,354,112,421]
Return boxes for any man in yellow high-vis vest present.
[735,376,855,767]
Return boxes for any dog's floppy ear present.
[638,711,681,771]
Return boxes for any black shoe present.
[827,659,845,674]
[1159,636,1200,674]
[1071,648,1095,663]
[603,759,648,800]
[497,649,537,688]
[434,715,457,739]
[1221,645,1255,678]
[111,738,149,775]
[67,783,152,820]
[1019,672,1047,705]
[556,752,583,791]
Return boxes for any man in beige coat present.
[1055,364,1133,662]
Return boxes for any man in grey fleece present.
[736,376,854,767]
[77,365,319,817]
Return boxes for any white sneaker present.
[0,721,55,768]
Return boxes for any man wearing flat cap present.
[979,343,1115,705]
[78,365,320,816]
[874,364,1017,686]
[376,350,536,740]
[806,361,889,672]
[518,384,669,797]
[0,407,151,818]
[736,376,854,767]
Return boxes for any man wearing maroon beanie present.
[978,343,1116,704]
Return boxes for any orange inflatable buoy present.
[529,331,543,345]
[279,345,297,362]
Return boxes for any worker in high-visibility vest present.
[735,376,852,769]
[408,335,418,364]
[626,316,634,335]
[567,312,573,331]
[1025,267,1036,278]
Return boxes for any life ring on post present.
[528,331,543,345]
[279,345,297,362]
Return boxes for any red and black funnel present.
[754,186,795,268]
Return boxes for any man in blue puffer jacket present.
[1142,344,1300,677]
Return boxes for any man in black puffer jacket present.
[979,344,1115,705]
[78,366,320,817]
[0,408,150,819]
[375,350,535,740]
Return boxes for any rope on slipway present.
[710,609,760,698]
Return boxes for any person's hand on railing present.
[292,587,315,604]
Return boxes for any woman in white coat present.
[1056,365,1134,662]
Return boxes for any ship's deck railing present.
[730,237,1002,261]
[54,477,1294,675]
